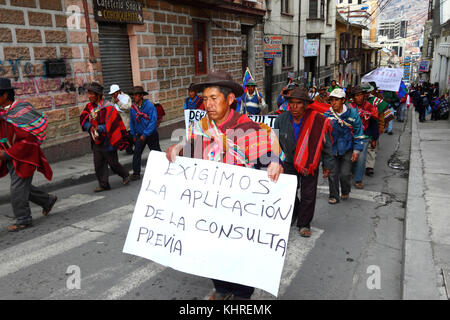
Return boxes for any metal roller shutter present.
[98,23,134,99]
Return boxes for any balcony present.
[339,48,361,62]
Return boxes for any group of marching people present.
[166,70,406,300]
[80,83,164,192]
[0,79,164,232]
[179,74,403,239]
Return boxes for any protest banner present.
[361,67,404,92]
[184,109,278,137]
[123,151,298,296]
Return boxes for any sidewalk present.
[403,110,450,300]
[0,138,175,205]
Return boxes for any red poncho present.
[0,117,52,180]
[80,100,129,150]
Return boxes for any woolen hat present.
[284,87,313,103]
[87,82,104,95]
[191,70,244,97]
[0,78,16,90]
[132,86,149,96]
[246,80,257,86]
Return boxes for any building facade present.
[334,11,367,88]
[0,0,267,161]
[429,0,450,94]
[264,0,336,108]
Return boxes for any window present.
[348,0,353,3]
[325,45,331,66]
[309,0,318,19]
[282,44,293,68]
[326,0,331,24]
[193,21,207,75]
[281,0,290,14]
[320,0,325,20]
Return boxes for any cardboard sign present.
[361,67,404,92]
[184,110,278,137]
[123,151,298,296]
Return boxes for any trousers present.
[7,161,51,225]
[365,143,377,169]
[284,163,319,229]
[93,144,129,188]
[328,150,353,199]
[352,140,369,183]
[132,130,161,175]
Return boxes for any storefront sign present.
[264,36,282,58]
[419,60,430,72]
[94,0,144,24]
[304,39,319,57]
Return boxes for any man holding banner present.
[274,87,333,237]
[166,70,285,300]
[238,80,266,115]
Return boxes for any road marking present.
[0,204,134,279]
[31,193,105,215]
[203,226,324,300]
[1,194,105,228]
[317,185,388,204]
[98,263,167,300]
[252,226,324,299]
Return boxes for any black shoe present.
[94,185,111,193]
[365,168,374,176]
[130,174,141,181]
[388,131,393,135]
[42,194,58,216]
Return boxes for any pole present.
[346,5,350,86]
[82,0,96,63]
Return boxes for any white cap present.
[108,84,120,94]
[329,88,346,99]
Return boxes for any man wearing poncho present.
[274,87,333,238]
[0,78,57,232]
[166,70,284,300]
[80,82,130,193]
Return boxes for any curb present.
[402,108,441,300]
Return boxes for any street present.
[0,115,411,300]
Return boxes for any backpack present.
[3,100,47,144]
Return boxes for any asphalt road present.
[0,114,411,300]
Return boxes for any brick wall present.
[0,0,101,160]
[138,0,266,121]
[0,0,266,160]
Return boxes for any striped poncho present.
[3,100,47,144]
[80,100,129,151]
[188,109,285,167]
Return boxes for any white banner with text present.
[123,151,297,296]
